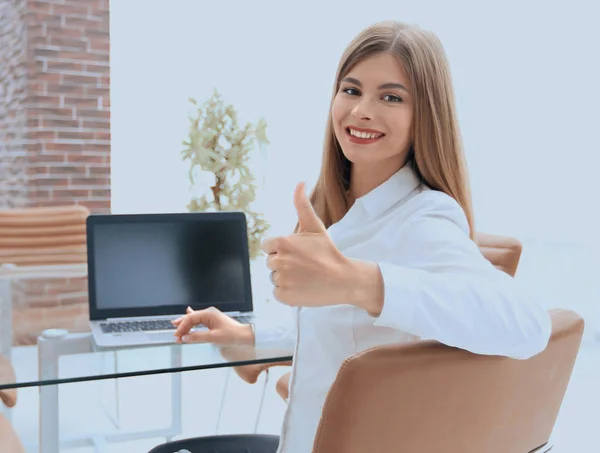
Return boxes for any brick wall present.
[26,0,111,210]
[0,0,111,345]
[0,0,29,209]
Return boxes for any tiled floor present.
[6,240,600,452]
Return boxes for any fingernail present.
[182,335,189,343]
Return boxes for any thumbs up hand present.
[261,182,353,308]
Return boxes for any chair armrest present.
[0,355,17,408]
[276,371,292,401]
[0,414,26,453]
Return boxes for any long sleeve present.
[373,195,551,360]
[252,303,298,350]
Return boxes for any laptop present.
[86,211,255,348]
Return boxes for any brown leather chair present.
[0,205,89,266]
[0,355,25,453]
[149,309,582,453]
[310,308,582,453]
[275,232,525,401]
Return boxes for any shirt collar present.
[355,163,422,219]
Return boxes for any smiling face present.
[331,52,413,185]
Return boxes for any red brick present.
[30,176,69,186]
[57,130,95,140]
[41,117,79,128]
[28,106,73,117]
[64,16,100,28]
[81,120,109,129]
[44,143,83,152]
[61,73,98,85]
[51,4,89,16]
[80,143,109,152]
[46,60,85,72]
[90,189,110,198]
[30,130,56,140]
[70,177,109,186]
[84,63,109,74]
[76,109,109,119]
[33,153,66,163]
[46,25,83,39]
[30,1,53,13]
[89,165,110,175]
[48,84,85,95]
[36,72,62,85]
[28,95,61,106]
[67,154,104,164]
[28,81,46,94]
[52,189,89,199]
[79,200,110,211]
[64,97,98,109]
[58,51,106,62]
[84,86,109,97]
[49,165,86,175]
[48,37,88,50]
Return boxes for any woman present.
[173,20,551,453]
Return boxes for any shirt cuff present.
[372,261,420,333]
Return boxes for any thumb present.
[294,182,326,233]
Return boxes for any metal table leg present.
[37,330,94,453]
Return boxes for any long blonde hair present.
[307,21,475,238]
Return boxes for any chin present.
[340,145,386,165]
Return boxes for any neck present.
[349,159,408,200]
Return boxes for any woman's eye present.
[342,87,360,96]
[383,94,403,103]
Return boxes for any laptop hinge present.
[224,311,242,316]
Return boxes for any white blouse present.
[254,164,551,453]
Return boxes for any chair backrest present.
[475,232,522,277]
[0,205,89,266]
[311,309,583,453]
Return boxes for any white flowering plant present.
[181,89,270,259]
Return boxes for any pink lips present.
[346,126,385,145]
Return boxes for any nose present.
[351,98,373,121]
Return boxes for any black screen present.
[87,213,252,318]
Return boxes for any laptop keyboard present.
[99,315,253,334]
[100,320,175,333]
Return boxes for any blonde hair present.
[306,21,475,238]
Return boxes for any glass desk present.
[0,330,293,453]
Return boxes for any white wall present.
[110,0,600,244]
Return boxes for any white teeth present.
[349,128,383,139]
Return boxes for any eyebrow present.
[342,77,409,93]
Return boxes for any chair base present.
[148,433,280,453]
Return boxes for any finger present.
[174,310,207,338]
[261,236,280,255]
[266,253,280,271]
[293,182,326,234]
[180,329,214,344]
[270,269,281,287]
[172,306,194,326]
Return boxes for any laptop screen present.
[86,212,253,320]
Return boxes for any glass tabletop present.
[0,331,293,391]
